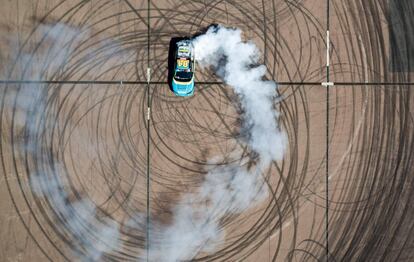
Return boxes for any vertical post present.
[325,0,330,261]
[146,0,151,261]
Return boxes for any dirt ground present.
[1,0,414,261]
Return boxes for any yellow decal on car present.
[177,59,189,68]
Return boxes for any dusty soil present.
[1,0,414,261]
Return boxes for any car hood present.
[172,79,194,96]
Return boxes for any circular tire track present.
[1,0,414,261]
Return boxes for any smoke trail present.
[3,21,286,260]
[3,22,127,260]
[151,162,268,261]
[194,25,286,164]
[150,25,287,261]
[29,166,121,260]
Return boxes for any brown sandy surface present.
[1,0,414,261]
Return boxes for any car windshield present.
[174,71,193,81]
[177,47,191,58]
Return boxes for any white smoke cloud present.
[149,25,287,261]
[193,25,286,164]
